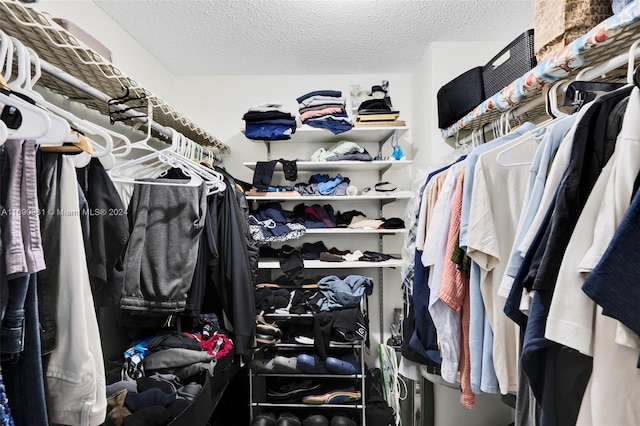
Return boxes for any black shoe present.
[303,414,329,426]
[277,412,302,426]
[330,413,356,426]
[252,411,277,426]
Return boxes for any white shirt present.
[422,162,464,383]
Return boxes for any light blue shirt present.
[469,261,500,394]
[504,116,576,279]
[459,122,537,251]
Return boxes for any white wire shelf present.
[251,373,364,379]
[0,0,228,153]
[257,258,402,269]
[243,160,412,172]
[252,403,363,409]
[245,125,409,144]
[246,190,413,201]
[304,228,406,235]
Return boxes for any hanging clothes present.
[45,155,106,426]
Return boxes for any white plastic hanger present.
[0,120,7,147]
[0,33,52,140]
[547,79,572,119]
[11,38,68,146]
[627,39,640,84]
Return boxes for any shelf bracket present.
[262,141,272,160]
[379,198,397,208]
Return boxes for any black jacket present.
[204,170,256,360]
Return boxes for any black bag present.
[365,368,395,426]
[436,66,485,129]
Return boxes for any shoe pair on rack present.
[302,413,357,426]
[251,412,301,426]
[297,353,360,375]
[251,355,300,374]
[252,412,356,426]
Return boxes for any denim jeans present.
[0,273,49,425]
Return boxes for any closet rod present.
[35,56,189,148]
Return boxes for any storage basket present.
[482,29,536,98]
[436,66,485,129]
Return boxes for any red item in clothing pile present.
[200,333,233,360]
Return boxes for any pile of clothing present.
[249,202,306,244]
[105,315,234,425]
[297,90,352,134]
[242,103,296,141]
[310,140,372,162]
[294,173,350,196]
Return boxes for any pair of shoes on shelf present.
[301,413,356,426]
[252,412,302,426]
[302,389,361,405]
[297,353,360,375]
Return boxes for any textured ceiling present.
[94,0,534,76]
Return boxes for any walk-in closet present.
[0,0,638,425]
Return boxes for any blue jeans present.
[1,274,48,425]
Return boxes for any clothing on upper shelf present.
[243,103,297,141]
[297,90,353,134]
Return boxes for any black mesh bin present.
[482,29,536,98]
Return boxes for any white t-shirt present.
[466,134,539,394]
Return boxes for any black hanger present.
[107,86,148,124]
[563,81,626,112]
[633,65,640,88]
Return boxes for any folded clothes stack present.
[297,90,352,134]
[243,102,297,141]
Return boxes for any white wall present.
[411,41,507,169]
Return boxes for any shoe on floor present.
[277,412,302,426]
[330,414,356,426]
[303,414,329,426]
[274,355,301,373]
[251,358,276,373]
[325,353,360,375]
[251,411,277,426]
[297,354,329,374]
